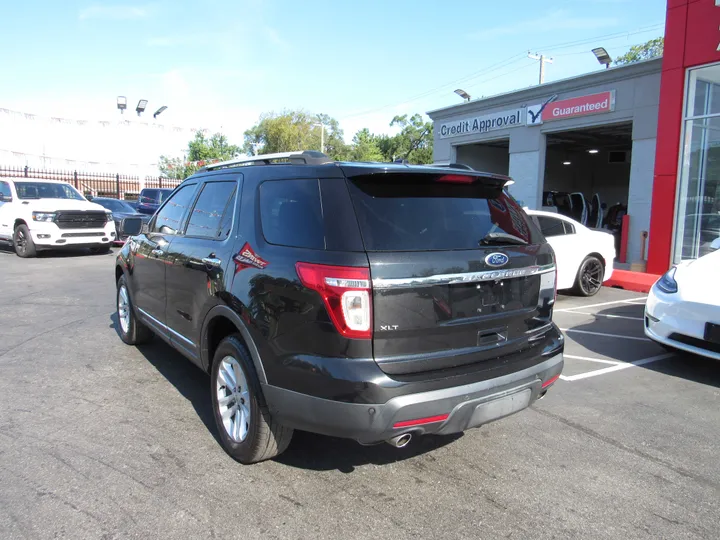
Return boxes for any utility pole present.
[528,52,553,85]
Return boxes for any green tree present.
[158,155,196,180]
[243,110,349,160]
[349,128,385,162]
[386,114,434,164]
[614,37,664,66]
[187,132,241,162]
[158,131,241,179]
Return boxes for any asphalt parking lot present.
[1,248,719,540]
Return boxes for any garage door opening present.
[542,123,632,251]
[455,139,509,176]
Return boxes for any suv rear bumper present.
[262,352,563,445]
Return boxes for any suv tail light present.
[296,263,372,339]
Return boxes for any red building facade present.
[648,0,720,273]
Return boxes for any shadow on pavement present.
[276,430,462,473]
[569,306,720,388]
[109,311,463,471]
[109,312,221,446]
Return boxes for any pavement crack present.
[651,512,684,526]
[0,316,92,359]
[532,407,720,492]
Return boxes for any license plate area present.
[468,388,532,427]
[704,322,720,345]
[439,276,540,320]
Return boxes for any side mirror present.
[710,237,720,252]
[121,217,143,237]
[0,194,11,203]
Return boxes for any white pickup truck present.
[0,177,117,257]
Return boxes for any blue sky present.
[1,0,667,145]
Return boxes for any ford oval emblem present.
[485,252,509,268]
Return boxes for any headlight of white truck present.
[32,212,56,222]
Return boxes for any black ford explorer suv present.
[115,151,563,464]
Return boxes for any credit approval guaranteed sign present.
[542,91,615,122]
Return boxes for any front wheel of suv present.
[210,336,293,464]
[116,275,153,345]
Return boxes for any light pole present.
[312,122,325,153]
[135,99,148,116]
[592,47,612,69]
[117,96,127,114]
[454,89,471,102]
[153,105,168,119]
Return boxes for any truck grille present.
[54,211,107,230]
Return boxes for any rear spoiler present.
[341,163,515,188]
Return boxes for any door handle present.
[202,257,222,268]
[151,249,164,257]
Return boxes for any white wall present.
[627,138,657,263]
[509,151,543,209]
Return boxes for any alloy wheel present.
[118,285,130,334]
[581,259,603,295]
[216,356,251,443]
[15,230,26,254]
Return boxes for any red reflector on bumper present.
[393,414,449,429]
[542,374,560,388]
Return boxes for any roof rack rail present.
[199,150,333,172]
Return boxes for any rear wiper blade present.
[479,232,528,246]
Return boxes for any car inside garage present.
[542,122,633,252]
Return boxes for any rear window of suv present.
[346,173,541,251]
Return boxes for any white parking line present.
[560,311,644,321]
[564,354,622,365]
[554,297,647,313]
[560,353,674,381]
[559,328,651,342]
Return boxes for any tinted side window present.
[152,185,196,235]
[535,216,566,237]
[0,181,10,198]
[185,181,237,239]
[260,179,325,250]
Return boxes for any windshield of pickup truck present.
[15,181,85,201]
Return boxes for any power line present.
[339,53,528,119]
[339,22,666,121]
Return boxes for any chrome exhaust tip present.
[387,433,412,448]
[537,390,548,400]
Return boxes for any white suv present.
[0,177,117,257]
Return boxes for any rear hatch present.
[344,168,556,376]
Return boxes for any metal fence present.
[0,165,182,200]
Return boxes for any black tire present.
[210,335,293,464]
[116,275,153,345]
[13,224,37,258]
[571,256,605,297]
[90,244,112,255]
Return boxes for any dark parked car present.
[115,151,564,464]
[136,188,173,215]
[92,197,149,245]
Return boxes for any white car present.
[525,209,616,296]
[0,177,116,257]
[644,239,720,360]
